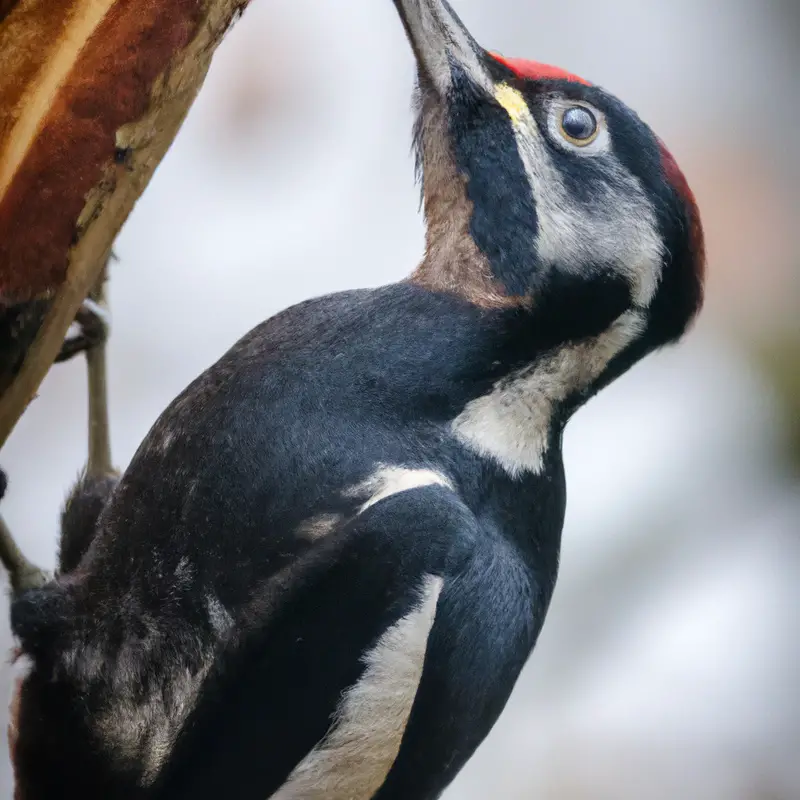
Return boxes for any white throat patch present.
[451,311,645,477]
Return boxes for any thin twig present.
[0,248,110,449]
[86,269,114,478]
[0,514,49,596]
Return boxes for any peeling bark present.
[0,0,252,591]
[0,0,252,447]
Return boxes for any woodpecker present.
[7,1,705,798]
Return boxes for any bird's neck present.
[409,91,525,311]
[410,178,520,311]
[385,272,642,480]
[443,306,644,477]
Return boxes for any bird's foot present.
[55,298,110,364]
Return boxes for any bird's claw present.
[56,298,110,364]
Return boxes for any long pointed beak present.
[392,0,493,96]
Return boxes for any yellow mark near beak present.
[494,83,529,124]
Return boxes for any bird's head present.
[395,0,705,364]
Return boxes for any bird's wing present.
[152,483,534,800]
[374,516,537,800]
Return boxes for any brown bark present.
[0,0,251,443]
[0,0,252,588]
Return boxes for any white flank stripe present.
[270,574,444,799]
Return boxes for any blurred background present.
[1,0,799,797]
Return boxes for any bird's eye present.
[559,106,599,146]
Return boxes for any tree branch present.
[0,0,253,590]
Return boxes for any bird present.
[6,1,705,798]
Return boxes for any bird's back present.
[24,282,553,798]
[90,284,505,601]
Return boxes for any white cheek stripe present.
[497,83,664,307]
[345,466,454,514]
[270,574,443,800]
[452,311,645,477]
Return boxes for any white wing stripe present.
[270,574,443,799]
